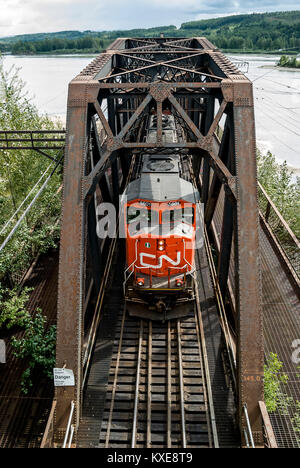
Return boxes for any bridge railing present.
[258,401,278,448]
[258,181,300,284]
[0,130,65,151]
[40,400,56,448]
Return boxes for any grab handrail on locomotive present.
[123,109,201,321]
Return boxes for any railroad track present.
[99,301,217,448]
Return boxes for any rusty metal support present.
[232,81,264,446]
[202,95,215,205]
[218,193,234,300]
[55,81,89,443]
[204,117,231,226]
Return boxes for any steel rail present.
[146,321,152,448]
[131,320,144,448]
[99,308,214,448]
[194,254,219,449]
[104,306,127,448]
[177,320,187,448]
[167,321,172,448]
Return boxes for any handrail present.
[243,404,255,448]
[40,400,57,448]
[258,181,300,282]
[259,401,278,448]
[62,401,75,448]
[258,182,300,248]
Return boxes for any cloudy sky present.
[0,0,299,37]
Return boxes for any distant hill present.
[0,11,299,55]
[181,11,300,52]
[0,26,177,44]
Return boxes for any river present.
[1,53,300,173]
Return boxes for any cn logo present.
[140,252,181,269]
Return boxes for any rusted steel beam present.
[117,94,152,140]
[98,82,221,89]
[55,81,89,443]
[207,100,227,139]
[202,95,215,205]
[121,50,203,55]
[107,98,120,208]
[87,197,102,294]
[204,117,231,226]
[232,80,264,447]
[218,193,234,300]
[168,93,203,141]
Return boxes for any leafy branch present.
[11,312,56,394]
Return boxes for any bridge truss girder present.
[55,37,264,446]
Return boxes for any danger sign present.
[53,368,75,387]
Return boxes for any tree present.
[11,311,56,394]
[0,57,62,281]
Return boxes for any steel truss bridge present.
[1,36,299,449]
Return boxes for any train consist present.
[123,112,201,321]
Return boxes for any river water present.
[1,53,300,173]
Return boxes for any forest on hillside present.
[0,10,299,55]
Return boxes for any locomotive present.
[123,112,200,321]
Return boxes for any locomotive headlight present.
[176,278,184,287]
[157,239,165,251]
[137,278,145,287]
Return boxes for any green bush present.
[11,312,56,394]
[264,352,288,413]
[277,55,300,68]
[0,284,31,329]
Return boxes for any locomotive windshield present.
[127,207,159,225]
[126,204,195,236]
[161,207,194,225]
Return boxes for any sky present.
[0,0,299,37]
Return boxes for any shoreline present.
[2,50,299,58]
[259,64,300,71]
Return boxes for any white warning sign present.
[53,368,75,387]
[0,340,6,364]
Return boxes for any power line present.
[0,152,63,254]
[252,68,276,83]
[255,102,300,138]
[255,86,300,117]
[0,162,53,236]
[264,78,300,93]
[257,95,300,127]
[255,116,300,156]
